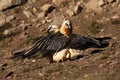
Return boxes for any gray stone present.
[0,0,27,11]
[74,5,83,14]
[0,14,15,26]
[40,4,55,16]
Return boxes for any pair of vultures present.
[11,20,109,62]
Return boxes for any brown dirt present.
[0,0,120,80]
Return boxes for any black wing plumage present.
[11,32,70,59]
[70,34,100,49]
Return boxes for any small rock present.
[107,0,115,3]
[33,7,38,14]
[111,14,119,19]
[35,23,42,28]
[1,63,8,67]
[41,4,52,11]
[5,71,14,78]
[46,19,52,23]
[0,15,15,26]
[74,5,83,14]
[52,0,66,6]
[6,15,16,22]
[31,18,39,22]
[66,9,75,17]
[38,72,44,77]
[98,0,106,7]
[0,0,27,11]
[41,19,46,24]
[37,12,45,19]
[32,59,36,62]
[3,26,22,36]
[20,23,30,30]
[40,4,55,16]
[23,10,33,18]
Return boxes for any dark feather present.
[11,32,70,59]
[70,34,100,49]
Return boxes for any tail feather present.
[86,37,101,46]
[11,45,40,59]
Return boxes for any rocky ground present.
[0,0,120,80]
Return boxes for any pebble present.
[98,0,106,7]
[0,15,15,26]
[33,7,38,14]
[40,4,55,16]
[74,5,83,14]
[107,0,115,3]
[37,12,45,19]
[0,0,25,11]
[66,9,74,17]
[23,10,33,18]
[41,19,46,24]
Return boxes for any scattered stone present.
[66,9,75,17]
[35,23,42,28]
[41,19,46,24]
[0,0,27,11]
[31,0,37,3]
[40,4,55,16]
[33,7,38,14]
[111,14,119,19]
[98,0,106,7]
[5,71,14,78]
[1,63,8,67]
[85,0,103,13]
[38,72,44,77]
[107,0,116,3]
[0,15,15,26]
[31,18,39,23]
[37,12,45,19]
[52,0,66,6]
[74,5,83,14]
[19,23,30,30]
[3,26,23,36]
[32,59,36,62]
[23,10,33,18]
[46,19,52,23]
[6,15,16,22]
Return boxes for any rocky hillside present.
[0,0,120,80]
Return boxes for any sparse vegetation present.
[88,21,103,34]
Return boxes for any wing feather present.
[70,34,100,49]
